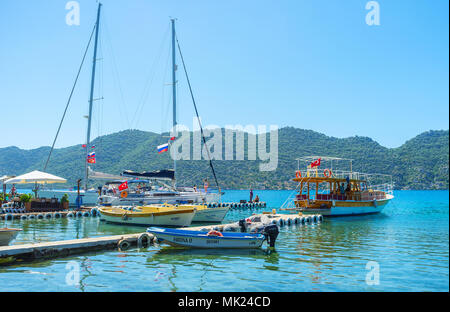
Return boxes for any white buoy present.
[66,212,74,218]
[54,212,61,218]
[29,214,36,219]
[83,211,90,217]
[44,213,53,219]
[37,213,44,219]
[76,211,83,217]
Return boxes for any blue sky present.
[0,0,448,149]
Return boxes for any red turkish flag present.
[310,158,321,168]
[118,181,128,191]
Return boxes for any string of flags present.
[87,151,96,164]
[157,136,176,154]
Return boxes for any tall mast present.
[171,18,177,187]
[85,3,102,190]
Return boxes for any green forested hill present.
[0,128,448,190]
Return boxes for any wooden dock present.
[0,212,322,265]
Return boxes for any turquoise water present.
[0,190,448,292]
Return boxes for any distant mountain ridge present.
[0,128,448,190]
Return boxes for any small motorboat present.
[147,225,279,249]
[98,205,195,227]
[0,228,22,246]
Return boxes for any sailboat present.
[97,18,220,207]
[39,3,104,206]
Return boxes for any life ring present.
[323,168,332,177]
[120,190,128,198]
[295,170,302,179]
[207,230,223,237]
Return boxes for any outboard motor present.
[261,224,279,248]
[238,219,247,232]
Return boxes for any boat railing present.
[296,169,392,183]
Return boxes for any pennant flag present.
[310,158,321,168]
[118,181,128,191]
[87,158,96,164]
[169,136,176,141]
[157,143,169,154]
[82,144,87,148]
[91,145,96,148]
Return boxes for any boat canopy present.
[104,179,150,185]
[122,169,175,181]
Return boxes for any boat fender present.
[76,211,83,217]
[305,216,312,223]
[29,214,36,219]
[118,239,131,251]
[44,213,53,219]
[137,233,152,248]
[83,211,90,217]
[262,224,279,248]
[271,219,277,225]
[54,212,61,218]
[20,214,28,220]
[294,217,300,224]
[313,215,318,222]
[207,230,223,237]
[37,213,44,219]
[318,215,323,222]
[66,212,74,218]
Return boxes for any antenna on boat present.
[85,2,102,191]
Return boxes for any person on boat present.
[250,189,253,202]
[193,185,197,192]
[339,183,345,196]
[203,179,209,193]
[254,194,260,203]
[10,184,16,197]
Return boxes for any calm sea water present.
[0,190,448,292]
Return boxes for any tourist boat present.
[147,227,271,249]
[282,156,394,217]
[0,228,21,246]
[98,205,196,227]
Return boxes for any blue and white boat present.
[147,226,279,249]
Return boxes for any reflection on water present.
[0,190,448,291]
